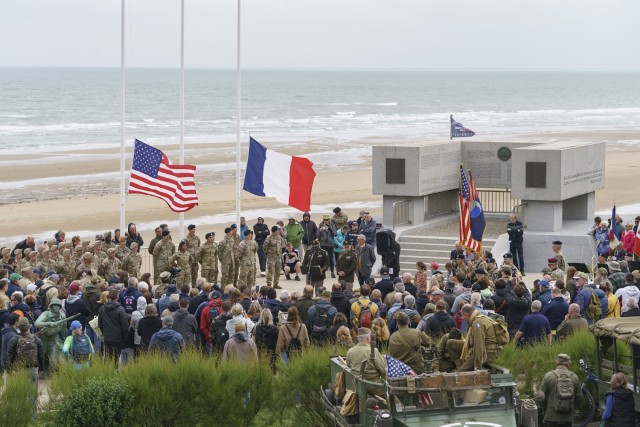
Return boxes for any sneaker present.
[260,271,266,277]
[331,272,336,278]
[295,275,300,281]
[521,272,526,277]
[273,284,282,289]
[285,274,291,280]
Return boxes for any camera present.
[170,266,182,284]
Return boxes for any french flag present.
[243,137,316,212]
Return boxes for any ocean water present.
[1,68,640,153]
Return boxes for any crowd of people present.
[1,210,639,424]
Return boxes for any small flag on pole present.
[450,115,475,139]
[128,139,198,212]
[243,137,316,212]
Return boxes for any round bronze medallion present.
[497,146,511,161]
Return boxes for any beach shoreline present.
[1,129,640,247]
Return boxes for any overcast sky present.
[3,0,639,70]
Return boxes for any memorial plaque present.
[386,158,405,184]
[497,147,512,161]
[526,162,547,188]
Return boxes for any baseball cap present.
[539,280,550,288]
[210,291,222,299]
[380,266,389,275]
[9,273,22,281]
[70,320,82,331]
[18,317,30,332]
[556,353,571,363]
[321,290,332,298]
[69,283,81,293]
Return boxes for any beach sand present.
[1,130,639,247]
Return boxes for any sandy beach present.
[1,129,640,247]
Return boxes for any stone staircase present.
[398,235,497,274]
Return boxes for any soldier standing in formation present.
[198,232,219,285]
[185,224,201,285]
[98,248,121,279]
[230,224,241,286]
[121,242,142,278]
[153,230,176,278]
[170,241,195,287]
[236,230,258,288]
[218,227,237,287]
[551,240,566,272]
[264,226,283,289]
[148,226,163,283]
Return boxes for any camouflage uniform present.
[218,236,236,287]
[236,239,258,287]
[56,257,76,280]
[153,239,176,277]
[121,252,142,278]
[115,245,131,261]
[98,256,121,280]
[198,241,219,284]
[148,235,162,282]
[170,251,194,287]
[232,234,241,286]
[263,234,282,288]
[93,249,107,265]
[186,234,201,283]
[555,252,566,272]
[331,213,349,231]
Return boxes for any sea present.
[2,68,640,153]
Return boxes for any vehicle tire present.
[572,387,595,427]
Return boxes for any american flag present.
[385,355,433,406]
[128,139,198,212]
[459,165,484,252]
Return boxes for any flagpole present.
[235,0,242,226]
[119,0,126,237]
[179,0,185,240]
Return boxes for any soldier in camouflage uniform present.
[452,254,471,279]
[147,226,163,283]
[198,232,219,285]
[98,248,121,279]
[72,245,84,268]
[93,242,107,265]
[121,242,142,278]
[264,226,283,289]
[230,224,241,286]
[56,249,76,280]
[236,230,258,287]
[486,257,500,282]
[115,239,130,261]
[103,231,116,250]
[551,240,566,272]
[49,245,62,265]
[170,240,195,287]
[27,251,39,270]
[13,249,27,273]
[185,224,201,284]
[0,247,9,265]
[331,207,349,231]
[218,228,237,287]
[153,230,176,279]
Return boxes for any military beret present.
[552,240,562,245]
[225,227,232,234]
[230,224,237,229]
[205,232,215,239]
[162,230,171,236]
[547,258,558,264]
[270,226,278,232]
[333,207,341,213]
[455,253,465,260]
[503,253,513,259]
[244,230,252,236]
[474,268,487,274]
[487,257,496,264]
[188,224,196,230]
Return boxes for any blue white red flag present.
[610,205,620,249]
[450,115,475,139]
[128,139,198,212]
[385,355,433,406]
[459,166,486,252]
[243,137,316,212]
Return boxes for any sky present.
[2,0,640,70]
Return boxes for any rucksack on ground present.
[585,288,602,321]
[15,335,38,368]
[489,316,509,346]
[552,370,575,413]
[357,301,373,329]
[72,334,92,361]
[284,324,302,354]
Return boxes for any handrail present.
[392,199,412,230]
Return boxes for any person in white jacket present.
[614,273,640,314]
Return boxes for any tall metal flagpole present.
[235,0,242,227]
[119,0,126,236]
[179,0,185,240]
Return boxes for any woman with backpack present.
[275,306,309,363]
[62,320,94,369]
[253,308,279,371]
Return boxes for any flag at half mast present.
[450,115,475,139]
[459,165,486,252]
[128,139,198,213]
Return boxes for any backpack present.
[357,301,373,329]
[489,316,509,346]
[284,324,303,354]
[71,334,92,361]
[206,305,222,336]
[585,288,602,321]
[15,335,38,368]
[552,370,575,413]
[212,313,232,349]
[36,285,54,311]
[312,305,331,334]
